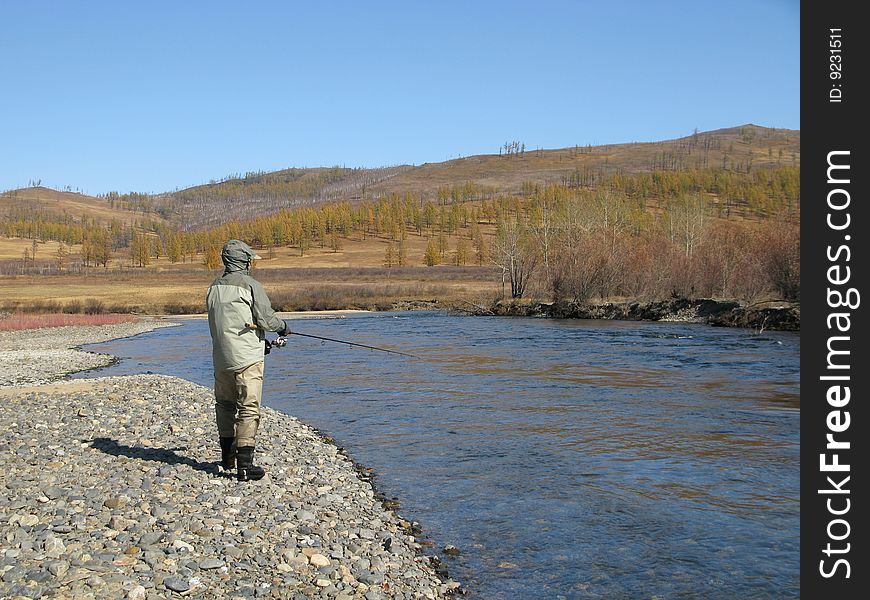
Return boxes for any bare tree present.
[490,214,537,298]
[666,193,708,258]
[529,191,558,290]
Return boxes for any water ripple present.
[79,313,800,599]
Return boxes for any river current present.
[79,312,800,599]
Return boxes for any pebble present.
[308,554,330,568]
[163,576,190,592]
[138,532,164,547]
[18,514,40,527]
[200,558,225,570]
[128,584,147,600]
[0,321,456,599]
[104,496,126,510]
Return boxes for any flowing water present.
[78,312,800,599]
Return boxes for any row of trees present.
[559,166,800,217]
[487,186,799,302]
[4,165,797,251]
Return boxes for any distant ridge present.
[2,124,798,230]
[0,186,166,225]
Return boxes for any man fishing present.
[206,240,291,482]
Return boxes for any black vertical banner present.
[802,2,867,598]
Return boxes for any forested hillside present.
[1,124,800,311]
[161,165,412,230]
[2,124,798,232]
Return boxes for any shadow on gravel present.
[89,437,222,476]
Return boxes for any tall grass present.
[0,313,134,331]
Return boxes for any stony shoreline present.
[1,320,456,599]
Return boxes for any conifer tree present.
[203,245,222,270]
[397,237,407,266]
[454,238,470,266]
[424,239,440,266]
[384,242,396,268]
[56,243,68,272]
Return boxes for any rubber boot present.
[236,446,266,482]
[219,437,236,471]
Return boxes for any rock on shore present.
[0,322,455,599]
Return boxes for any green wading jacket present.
[207,262,285,372]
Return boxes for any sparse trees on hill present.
[500,141,525,157]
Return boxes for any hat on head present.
[221,239,261,268]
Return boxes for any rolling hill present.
[161,123,800,229]
[0,186,167,225]
[370,124,799,195]
[2,124,799,231]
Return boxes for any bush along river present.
[78,311,800,599]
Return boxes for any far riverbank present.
[417,298,799,332]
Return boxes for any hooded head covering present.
[221,240,261,272]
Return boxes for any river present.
[78,312,800,599]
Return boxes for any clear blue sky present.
[0,1,799,195]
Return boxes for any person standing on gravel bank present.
[207,240,291,481]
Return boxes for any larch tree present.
[203,245,222,270]
[454,238,470,266]
[384,242,396,268]
[397,237,407,266]
[424,239,440,266]
[56,243,68,272]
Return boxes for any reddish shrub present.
[0,313,134,331]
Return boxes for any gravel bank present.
[0,322,455,599]
[0,321,178,387]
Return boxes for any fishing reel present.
[264,336,287,355]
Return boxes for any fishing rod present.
[245,324,418,359]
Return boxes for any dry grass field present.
[0,237,83,260]
[0,269,500,314]
[0,229,501,314]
